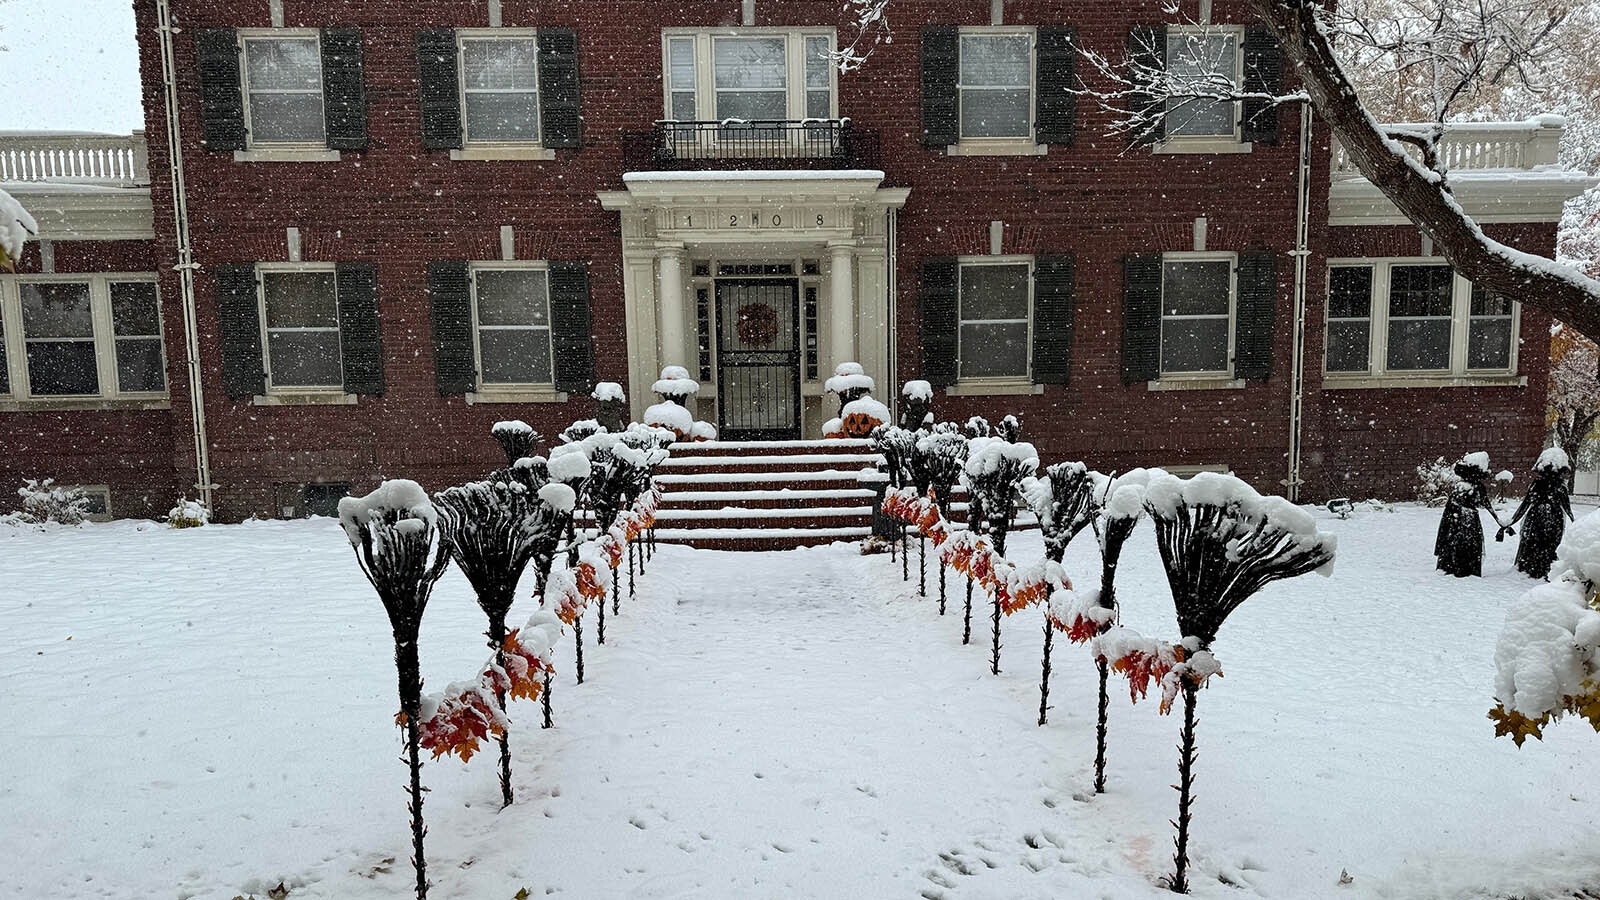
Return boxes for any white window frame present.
[469,261,556,393]
[955,255,1034,385]
[659,28,838,123]
[952,27,1041,154]
[256,262,345,396]
[1322,258,1522,386]
[1158,251,1238,380]
[0,273,167,405]
[1157,25,1249,155]
[457,29,543,148]
[238,29,328,151]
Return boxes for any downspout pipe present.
[155,0,214,510]
[1285,100,1314,502]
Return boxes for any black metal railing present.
[621,119,880,173]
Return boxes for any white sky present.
[1,0,144,132]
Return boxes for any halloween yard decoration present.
[824,363,892,438]
[592,382,628,432]
[918,428,968,615]
[1435,452,1507,577]
[899,380,934,431]
[1025,461,1104,726]
[961,436,1039,674]
[1142,472,1336,893]
[433,476,570,807]
[490,420,538,467]
[337,481,453,900]
[1500,448,1576,579]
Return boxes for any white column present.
[829,241,856,373]
[656,244,688,370]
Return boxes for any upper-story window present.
[471,265,554,387]
[958,259,1032,379]
[959,31,1034,139]
[460,32,541,144]
[1324,260,1519,379]
[242,34,327,146]
[1159,254,1236,376]
[0,275,166,402]
[1164,28,1241,139]
[662,30,836,121]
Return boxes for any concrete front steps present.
[652,439,886,550]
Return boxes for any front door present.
[715,278,801,440]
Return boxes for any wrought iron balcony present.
[622,118,880,173]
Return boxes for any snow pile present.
[0,188,37,265]
[1493,580,1600,718]
[1460,450,1492,475]
[689,420,718,441]
[1556,508,1600,585]
[547,446,591,484]
[591,382,625,403]
[1496,469,1515,484]
[1536,447,1572,471]
[825,361,875,395]
[537,482,577,515]
[652,366,700,399]
[644,401,694,438]
[1104,468,1157,521]
[901,379,933,402]
[336,479,436,542]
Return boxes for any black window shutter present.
[920,257,959,387]
[549,261,595,394]
[428,261,474,395]
[920,27,959,148]
[196,29,247,152]
[538,29,583,149]
[1127,25,1167,146]
[335,263,383,395]
[321,28,368,151]
[215,264,265,400]
[1032,255,1076,384]
[1121,253,1162,384]
[1234,251,1279,381]
[1035,27,1077,146]
[1241,26,1283,145]
[416,29,463,150]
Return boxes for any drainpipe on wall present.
[1285,100,1315,503]
[155,0,215,511]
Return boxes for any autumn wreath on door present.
[736,302,779,348]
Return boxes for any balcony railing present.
[1331,116,1565,179]
[0,131,151,188]
[622,119,881,174]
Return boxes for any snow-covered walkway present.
[6,507,1600,899]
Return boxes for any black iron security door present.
[715,278,801,440]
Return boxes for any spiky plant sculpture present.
[962,436,1038,674]
[491,420,539,468]
[338,481,453,900]
[1143,472,1336,893]
[1086,469,1154,792]
[434,475,569,808]
[914,428,968,613]
[1025,461,1104,726]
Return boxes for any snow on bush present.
[10,478,91,527]
[1416,456,1460,506]
[167,498,208,528]
[0,188,38,271]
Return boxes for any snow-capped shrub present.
[1415,456,1459,506]
[14,478,90,526]
[167,498,208,529]
[0,188,37,272]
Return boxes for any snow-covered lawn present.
[4,504,1600,900]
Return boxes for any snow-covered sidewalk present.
[5,506,1600,899]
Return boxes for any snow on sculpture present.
[645,366,713,440]
[1025,461,1106,726]
[1500,448,1576,580]
[490,420,538,467]
[824,363,890,438]
[961,436,1039,674]
[592,382,627,432]
[1434,451,1507,577]
[337,480,453,900]
[899,380,934,431]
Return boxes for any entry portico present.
[600,170,908,438]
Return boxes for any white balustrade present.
[1331,116,1566,180]
[0,131,150,187]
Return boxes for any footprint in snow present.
[628,816,648,830]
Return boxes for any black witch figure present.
[1435,453,1506,578]
[1498,449,1575,579]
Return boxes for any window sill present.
[450,146,557,162]
[467,388,569,405]
[234,148,342,163]
[945,379,1043,397]
[1154,139,1253,155]
[945,140,1048,157]
[253,392,358,406]
[0,396,171,413]
[1146,377,1246,392]
[1321,373,1527,390]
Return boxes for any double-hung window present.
[958,31,1034,140]
[661,30,836,122]
[459,32,541,144]
[260,267,343,390]
[472,265,554,388]
[1164,27,1241,140]
[242,33,327,146]
[957,260,1032,380]
[1160,255,1235,376]
[1323,260,1519,380]
[0,275,166,402]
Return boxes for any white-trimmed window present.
[1324,260,1519,378]
[259,266,343,390]
[957,259,1032,380]
[959,30,1035,140]
[0,275,166,401]
[1164,27,1241,139]
[1160,254,1236,376]
[472,264,554,388]
[661,30,836,121]
[241,32,326,146]
[459,31,541,144]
